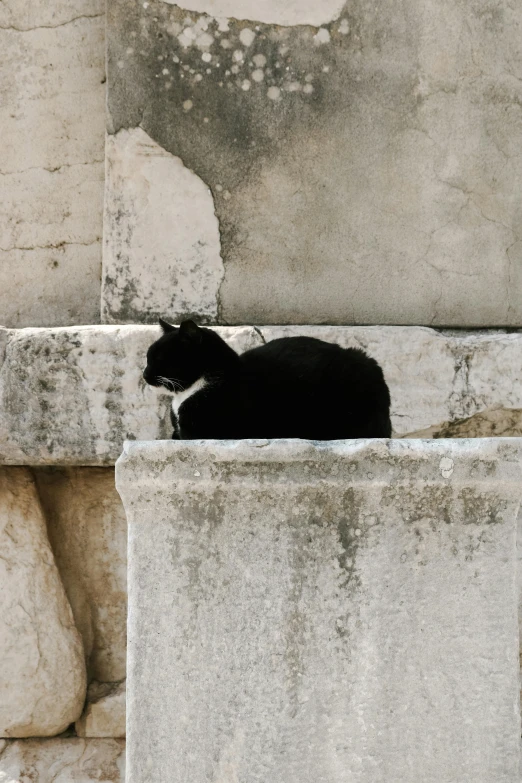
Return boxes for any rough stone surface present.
[2,325,522,464]
[76,681,126,738]
[103,128,224,324]
[106,0,522,326]
[0,324,261,465]
[0,468,86,738]
[118,438,522,783]
[35,468,128,682]
[0,1,105,327]
[0,738,125,782]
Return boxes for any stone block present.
[0,468,86,738]
[0,1,105,327]
[117,438,522,783]
[0,324,262,465]
[2,325,522,464]
[35,468,128,682]
[0,738,125,782]
[105,0,522,326]
[76,681,126,738]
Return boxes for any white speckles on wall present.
[313,27,331,45]
[239,27,255,47]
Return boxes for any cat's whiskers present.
[157,375,183,393]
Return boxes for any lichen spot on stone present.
[313,28,331,46]
[183,99,194,111]
[338,18,350,34]
[439,457,454,479]
[267,86,281,101]
[239,28,256,47]
[196,32,214,49]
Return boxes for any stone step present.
[117,438,522,783]
[1,325,522,465]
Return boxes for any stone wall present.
[104,0,522,327]
[0,0,105,327]
[1,0,521,778]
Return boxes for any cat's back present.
[238,335,391,438]
[240,335,376,378]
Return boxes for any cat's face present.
[143,319,204,392]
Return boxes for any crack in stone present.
[0,240,101,253]
[0,12,104,33]
[251,325,266,344]
[0,161,104,177]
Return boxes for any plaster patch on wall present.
[102,128,224,324]
[159,0,345,28]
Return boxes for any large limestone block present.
[0,468,86,738]
[0,324,262,465]
[0,2,105,327]
[2,325,522,464]
[76,681,126,738]
[117,438,522,783]
[106,0,522,326]
[0,738,125,782]
[35,468,128,682]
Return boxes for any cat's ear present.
[159,317,176,333]
[179,319,202,344]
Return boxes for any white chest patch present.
[171,376,207,416]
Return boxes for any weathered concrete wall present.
[104,0,522,326]
[2,325,522,465]
[0,0,105,327]
[119,438,522,783]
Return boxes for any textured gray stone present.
[0,468,86,738]
[0,738,125,782]
[2,325,522,465]
[0,0,105,327]
[0,324,260,465]
[117,438,522,783]
[105,0,522,326]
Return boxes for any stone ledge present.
[117,438,522,783]
[2,325,522,465]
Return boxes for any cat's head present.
[143,319,206,392]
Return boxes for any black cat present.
[143,319,392,440]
